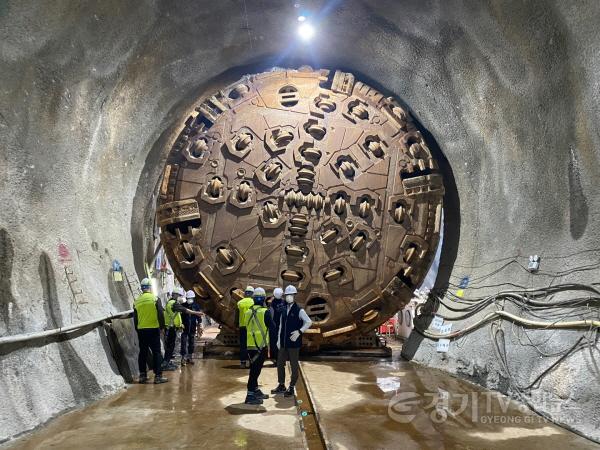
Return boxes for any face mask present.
[254,297,265,306]
[285,295,294,304]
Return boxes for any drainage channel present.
[296,363,329,450]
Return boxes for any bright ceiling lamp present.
[297,22,315,41]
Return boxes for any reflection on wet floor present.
[6,359,303,450]
[301,360,599,450]
[5,355,599,449]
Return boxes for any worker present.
[268,287,285,366]
[244,287,274,405]
[235,286,255,368]
[271,285,312,397]
[162,287,185,371]
[133,278,168,384]
[180,289,202,366]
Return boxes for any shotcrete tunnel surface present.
[1,0,600,447]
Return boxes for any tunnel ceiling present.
[157,68,443,345]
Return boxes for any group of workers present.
[237,285,312,405]
[132,278,203,384]
[132,277,313,406]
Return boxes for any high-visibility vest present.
[237,297,254,327]
[134,292,160,329]
[245,305,269,349]
[164,299,182,328]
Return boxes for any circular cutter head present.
[157,68,444,347]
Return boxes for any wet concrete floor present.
[6,359,304,450]
[301,360,599,450]
[6,355,599,449]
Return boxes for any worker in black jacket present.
[268,287,285,366]
[271,285,312,398]
[181,290,202,366]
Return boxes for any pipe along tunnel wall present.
[1,0,600,443]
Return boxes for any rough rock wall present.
[1,0,599,443]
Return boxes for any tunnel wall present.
[1,0,599,443]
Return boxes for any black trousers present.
[277,347,300,387]
[163,327,177,363]
[247,347,267,391]
[239,327,248,362]
[180,325,196,358]
[137,328,162,376]
[269,329,278,361]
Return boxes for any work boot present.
[271,384,286,395]
[162,362,177,372]
[138,374,148,384]
[181,358,187,367]
[186,357,195,365]
[284,386,295,398]
[154,376,169,384]
[254,389,269,400]
[244,392,263,405]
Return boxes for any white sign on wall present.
[439,323,452,335]
[436,338,450,353]
[431,315,444,330]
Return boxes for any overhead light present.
[298,15,306,22]
[297,22,315,41]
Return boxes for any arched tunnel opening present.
[1,1,600,448]
[139,66,453,350]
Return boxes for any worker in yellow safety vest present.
[162,287,185,371]
[235,286,255,368]
[243,287,274,405]
[133,278,168,384]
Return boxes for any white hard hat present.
[284,285,298,295]
[244,285,255,294]
[173,287,185,297]
[140,278,152,289]
[186,290,196,299]
[273,287,284,299]
[253,287,266,297]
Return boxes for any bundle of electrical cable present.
[414,283,600,340]
[411,279,600,443]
